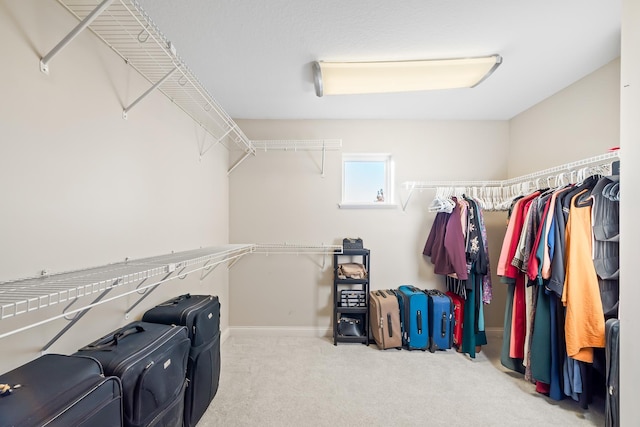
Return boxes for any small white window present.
[340,153,396,209]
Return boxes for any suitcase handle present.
[387,313,393,337]
[158,293,191,306]
[80,325,145,351]
[417,310,422,334]
[378,291,387,298]
[441,313,447,338]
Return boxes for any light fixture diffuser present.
[313,55,502,97]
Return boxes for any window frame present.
[339,153,396,209]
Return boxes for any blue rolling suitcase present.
[396,285,429,350]
[425,289,454,352]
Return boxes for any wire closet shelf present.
[0,245,254,338]
[51,0,255,157]
[0,243,343,340]
[401,151,620,211]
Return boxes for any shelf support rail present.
[228,151,253,175]
[124,270,174,319]
[123,66,180,119]
[40,285,116,353]
[199,125,236,158]
[40,0,115,74]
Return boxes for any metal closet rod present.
[403,151,620,190]
[400,151,619,211]
[251,139,343,151]
[252,243,343,254]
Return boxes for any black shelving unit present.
[333,248,370,345]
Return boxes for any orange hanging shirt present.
[562,190,605,363]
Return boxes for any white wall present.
[229,120,509,331]
[508,58,620,176]
[619,0,638,424]
[0,1,231,374]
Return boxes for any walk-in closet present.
[0,1,637,426]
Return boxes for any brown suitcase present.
[369,289,402,349]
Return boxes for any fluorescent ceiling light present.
[313,55,502,97]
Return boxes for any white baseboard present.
[220,326,503,342]
[221,328,231,345]
[226,326,332,338]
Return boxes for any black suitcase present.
[142,294,221,427]
[76,321,190,427]
[0,354,123,427]
[605,318,619,427]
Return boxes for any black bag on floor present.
[76,321,190,427]
[143,294,221,427]
[0,354,123,427]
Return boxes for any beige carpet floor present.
[198,332,605,426]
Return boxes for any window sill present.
[338,203,398,210]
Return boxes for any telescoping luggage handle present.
[375,289,398,298]
[79,325,146,351]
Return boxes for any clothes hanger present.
[428,187,447,212]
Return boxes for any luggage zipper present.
[179,297,211,324]
[109,327,181,378]
[180,297,215,342]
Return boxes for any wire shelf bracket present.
[41,286,114,353]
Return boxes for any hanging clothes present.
[423,194,491,359]
[497,171,618,407]
[423,198,468,280]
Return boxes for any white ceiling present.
[136,0,621,120]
